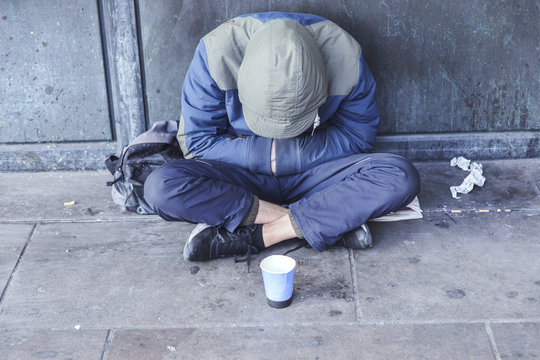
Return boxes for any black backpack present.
[105,120,183,214]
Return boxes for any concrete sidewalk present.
[0,159,539,359]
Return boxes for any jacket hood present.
[237,19,328,139]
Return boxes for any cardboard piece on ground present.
[370,196,423,222]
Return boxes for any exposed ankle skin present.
[262,213,297,247]
[255,199,288,224]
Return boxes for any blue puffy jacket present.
[178,12,380,176]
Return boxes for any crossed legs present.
[144,153,420,255]
[254,200,296,248]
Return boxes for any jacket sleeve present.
[274,55,379,176]
[178,40,273,175]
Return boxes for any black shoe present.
[183,224,261,266]
[338,224,373,249]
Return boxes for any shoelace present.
[233,227,256,272]
[234,246,254,272]
[283,239,311,256]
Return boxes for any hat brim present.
[243,105,317,139]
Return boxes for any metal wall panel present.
[138,0,228,124]
[140,0,539,134]
[0,0,112,143]
[1,0,538,170]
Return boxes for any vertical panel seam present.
[96,0,117,141]
[133,0,150,131]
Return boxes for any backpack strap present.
[106,177,122,187]
[105,155,120,175]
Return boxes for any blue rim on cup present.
[260,255,297,309]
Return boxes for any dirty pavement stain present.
[505,291,518,299]
[446,289,466,299]
[85,208,101,216]
[311,336,324,347]
[434,221,450,228]
[189,265,200,275]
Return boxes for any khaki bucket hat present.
[238,19,328,139]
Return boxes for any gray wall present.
[140,0,540,134]
[0,0,112,143]
[1,0,539,171]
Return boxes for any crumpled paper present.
[450,156,486,199]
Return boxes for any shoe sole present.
[342,224,373,249]
[183,223,213,261]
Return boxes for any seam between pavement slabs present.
[100,329,115,360]
[2,318,539,332]
[0,223,39,314]
[348,248,362,322]
[484,322,502,360]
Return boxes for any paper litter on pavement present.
[449,156,486,199]
[450,156,471,171]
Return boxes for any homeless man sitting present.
[144,12,421,267]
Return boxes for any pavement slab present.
[491,322,540,359]
[357,213,540,321]
[0,329,107,360]
[0,170,145,222]
[1,159,538,224]
[415,159,540,212]
[0,159,539,358]
[107,323,494,360]
[0,222,355,330]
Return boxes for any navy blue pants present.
[144,153,420,252]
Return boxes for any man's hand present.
[271,139,276,175]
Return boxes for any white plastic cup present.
[260,255,296,309]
